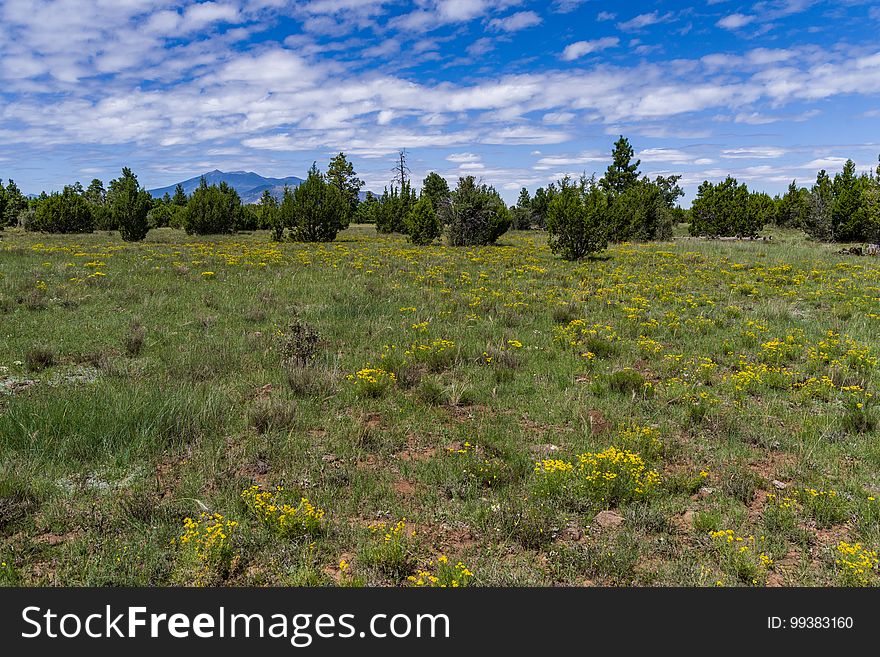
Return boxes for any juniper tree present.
[405,195,442,245]
[257,189,282,240]
[531,185,555,229]
[3,179,27,227]
[689,177,764,238]
[375,182,416,234]
[109,168,152,242]
[832,160,862,241]
[183,177,242,235]
[545,176,609,260]
[421,172,451,213]
[445,175,511,246]
[776,181,810,228]
[804,170,834,241]
[607,179,671,242]
[30,186,95,233]
[354,191,379,224]
[281,164,348,242]
[0,180,7,229]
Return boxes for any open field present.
[1,225,879,587]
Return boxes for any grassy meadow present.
[1,224,879,587]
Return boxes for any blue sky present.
[1,0,879,203]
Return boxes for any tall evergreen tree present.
[85,179,106,206]
[511,187,534,229]
[172,183,188,207]
[600,135,641,195]
[326,152,363,223]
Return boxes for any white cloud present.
[717,13,756,30]
[721,147,788,159]
[533,152,606,170]
[447,152,480,162]
[617,11,675,32]
[488,11,541,32]
[561,37,619,61]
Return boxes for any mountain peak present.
[148,170,305,204]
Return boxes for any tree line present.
[3,139,879,258]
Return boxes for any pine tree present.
[511,187,534,229]
[600,135,641,195]
[85,179,106,206]
[327,152,363,223]
[172,183,188,207]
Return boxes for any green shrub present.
[280,164,348,242]
[445,176,510,246]
[545,177,608,260]
[109,168,152,242]
[689,176,765,238]
[29,187,95,233]
[405,195,442,245]
[183,178,242,235]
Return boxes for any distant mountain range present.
[148,169,373,205]
[148,170,304,205]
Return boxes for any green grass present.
[1,224,879,586]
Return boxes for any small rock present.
[560,521,583,541]
[593,510,624,529]
[772,480,788,490]
[697,486,715,499]
[528,443,560,457]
